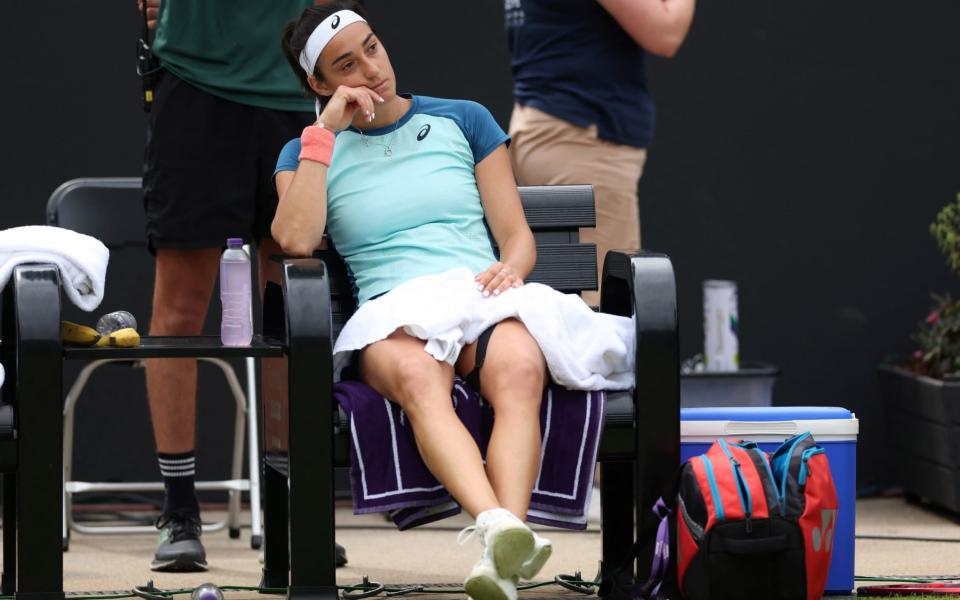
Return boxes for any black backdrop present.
[1,0,958,491]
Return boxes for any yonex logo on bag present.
[331,15,341,28]
[417,125,431,141]
[812,509,836,552]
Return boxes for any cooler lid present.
[681,406,853,421]
[681,406,859,440]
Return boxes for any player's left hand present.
[475,262,523,298]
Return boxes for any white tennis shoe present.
[459,508,535,578]
[464,553,518,600]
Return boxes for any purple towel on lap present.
[334,377,605,530]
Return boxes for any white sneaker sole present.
[518,540,552,580]
[489,525,535,578]
[465,572,515,600]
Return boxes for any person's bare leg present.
[145,248,221,453]
[458,319,546,519]
[456,320,548,586]
[361,330,501,519]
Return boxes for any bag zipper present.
[798,446,825,486]
[700,454,726,522]
[719,440,752,531]
[773,432,811,505]
[744,443,784,516]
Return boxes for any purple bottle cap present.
[226,237,244,247]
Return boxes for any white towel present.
[333,268,636,390]
[0,225,110,312]
[0,362,4,390]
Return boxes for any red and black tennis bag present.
[674,433,839,600]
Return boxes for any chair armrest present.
[7,263,63,410]
[5,264,66,585]
[277,256,339,583]
[278,255,334,443]
[600,250,680,507]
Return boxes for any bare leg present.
[145,248,221,453]
[457,319,546,519]
[361,330,501,518]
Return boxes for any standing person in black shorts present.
[140,0,331,572]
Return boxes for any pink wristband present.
[298,124,336,166]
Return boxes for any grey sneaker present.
[151,510,208,572]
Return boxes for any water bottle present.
[220,238,253,346]
[95,310,138,335]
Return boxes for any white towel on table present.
[0,225,110,312]
[333,267,636,390]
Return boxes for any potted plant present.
[878,194,960,513]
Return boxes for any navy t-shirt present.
[505,0,655,148]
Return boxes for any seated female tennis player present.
[272,3,633,599]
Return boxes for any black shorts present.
[143,70,312,252]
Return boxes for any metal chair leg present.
[62,356,257,540]
[202,358,247,538]
[245,356,263,548]
[62,359,115,545]
[2,472,16,595]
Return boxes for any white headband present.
[298,10,368,74]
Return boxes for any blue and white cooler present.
[680,406,859,595]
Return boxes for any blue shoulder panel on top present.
[416,96,510,164]
[274,137,302,178]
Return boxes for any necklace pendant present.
[384,147,393,157]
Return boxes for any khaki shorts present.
[508,104,647,306]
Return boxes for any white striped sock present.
[159,455,196,478]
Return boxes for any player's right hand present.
[318,86,385,132]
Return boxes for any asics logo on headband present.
[298,10,367,74]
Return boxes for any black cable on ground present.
[0,572,953,600]
[0,573,603,600]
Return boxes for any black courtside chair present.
[46,178,269,548]
[259,184,680,600]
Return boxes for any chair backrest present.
[49,180,597,343]
[317,184,597,339]
[518,184,596,292]
[47,178,145,249]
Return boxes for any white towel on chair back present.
[0,225,110,312]
[333,267,635,390]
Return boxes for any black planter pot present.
[878,364,960,513]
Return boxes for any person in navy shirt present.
[506,0,695,305]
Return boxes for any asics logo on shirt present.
[417,125,431,141]
[331,15,341,28]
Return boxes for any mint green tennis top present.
[275,95,510,304]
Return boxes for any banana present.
[61,321,101,346]
[94,327,141,348]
